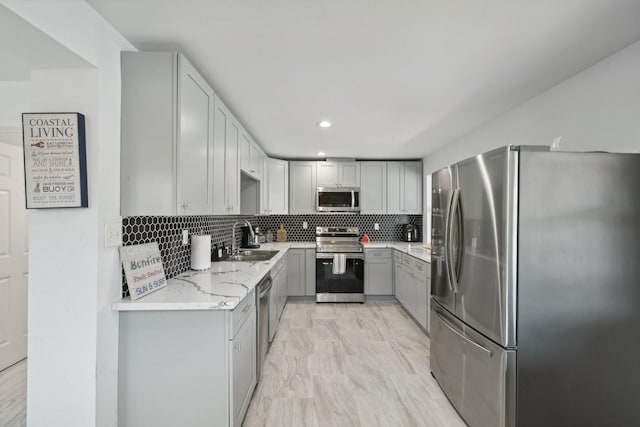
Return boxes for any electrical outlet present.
[182,229,189,245]
[551,136,562,151]
[374,223,380,231]
[104,222,122,247]
[303,221,308,229]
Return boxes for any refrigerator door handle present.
[444,190,456,291]
[434,310,492,357]
[448,189,461,293]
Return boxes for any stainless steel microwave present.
[317,187,360,212]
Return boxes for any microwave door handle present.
[351,190,355,208]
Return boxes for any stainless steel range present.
[315,227,364,303]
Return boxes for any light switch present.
[182,229,189,245]
[303,221,308,229]
[104,222,122,247]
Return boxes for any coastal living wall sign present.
[21,112,88,208]
[120,242,167,300]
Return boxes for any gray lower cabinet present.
[305,249,316,296]
[231,309,257,427]
[394,250,430,332]
[270,257,287,342]
[364,249,393,295]
[286,249,305,296]
[118,289,256,427]
[286,248,316,297]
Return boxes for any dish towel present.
[332,253,346,275]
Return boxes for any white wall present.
[1,1,134,426]
[422,39,640,174]
[0,80,30,145]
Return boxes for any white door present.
[0,142,28,371]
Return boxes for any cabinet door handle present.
[242,304,251,313]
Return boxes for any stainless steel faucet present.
[231,221,255,256]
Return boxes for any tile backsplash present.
[121,213,423,295]
[253,214,422,242]
[121,215,253,295]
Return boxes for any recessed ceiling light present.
[317,120,332,128]
[317,152,326,156]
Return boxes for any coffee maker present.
[402,224,419,242]
[240,226,260,249]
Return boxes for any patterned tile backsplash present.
[121,213,423,295]
[121,215,254,295]
[253,214,423,242]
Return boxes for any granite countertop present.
[362,241,431,262]
[112,242,313,312]
[111,241,428,312]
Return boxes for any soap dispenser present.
[276,224,287,242]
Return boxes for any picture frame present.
[21,112,88,209]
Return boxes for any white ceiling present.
[88,0,640,160]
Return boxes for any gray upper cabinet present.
[239,129,261,180]
[339,162,360,187]
[121,52,214,216]
[289,161,317,214]
[263,159,288,215]
[213,95,241,215]
[360,162,387,214]
[387,161,423,214]
[317,161,360,187]
[316,162,339,187]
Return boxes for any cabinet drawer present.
[231,288,255,338]
[394,250,403,264]
[402,253,412,265]
[412,258,429,274]
[366,249,392,260]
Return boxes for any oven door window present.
[316,257,364,293]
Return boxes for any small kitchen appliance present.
[402,224,419,242]
[240,226,260,249]
[316,187,360,212]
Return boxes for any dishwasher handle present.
[258,277,272,298]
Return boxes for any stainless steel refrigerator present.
[430,145,640,427]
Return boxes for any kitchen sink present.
[228,250,279,262]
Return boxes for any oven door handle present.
[316,253,364,260]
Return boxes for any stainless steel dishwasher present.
[256,274,272,381]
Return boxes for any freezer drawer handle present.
[434,310,493,357]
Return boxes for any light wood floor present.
[0,359,27,427]
[243,301,465,427]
